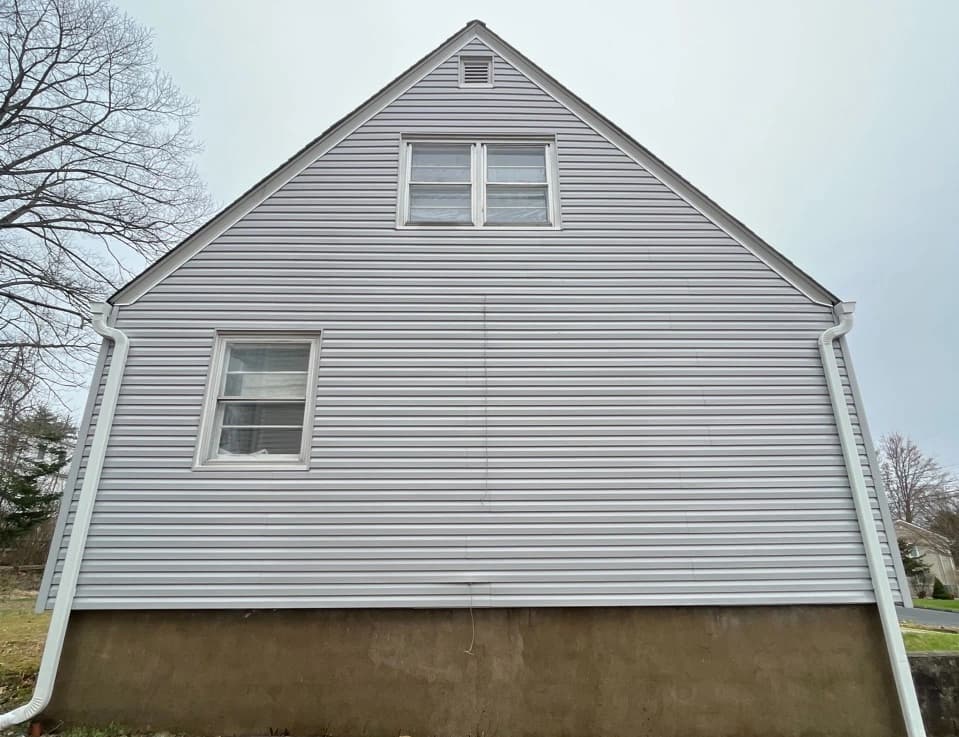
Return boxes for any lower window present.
[196,334,321,468]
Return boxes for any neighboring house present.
[896,519,959,596]
[15,20,920,737]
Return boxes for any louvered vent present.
[459,56,493,87]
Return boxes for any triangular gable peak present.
[110,21,838,306]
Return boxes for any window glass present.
[218,427,303,456]
[205,340,314,462]
[410,144,471,183]
[486,145,547,183]
[227,344,311,373]
[486,186,549,224]
[409,184,472,223]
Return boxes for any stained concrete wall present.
[911,653,959,737]
[46,606,904,737]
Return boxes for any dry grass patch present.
[0,569,48,715]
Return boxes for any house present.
[2,20,923,737]
[896,519,959,597]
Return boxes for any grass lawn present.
[0,569,47,716]
[912,598,959,612]
[902,627,959,652]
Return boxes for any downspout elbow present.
[0,303,129,729]
[817,300,855,354]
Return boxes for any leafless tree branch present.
[0,0,210,396]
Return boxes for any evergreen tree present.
[932,577,952,600]
[898,538,931,580]
[0,407,72,548]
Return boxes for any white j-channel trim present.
[818,302,925,737]
[0,303,129,729]
[109,22,838,308]
[193,332,322,471]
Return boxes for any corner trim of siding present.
[35,338,110,612]
[839,334,912,605]
[109,20,840,307]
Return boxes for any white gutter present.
[0,303,129,729]
[819,301,925,737]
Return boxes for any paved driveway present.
[897,605,959,628]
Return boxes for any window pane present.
[486,186,549,224]
[222,401,305,427]
[409,184,472,223]
[486,145,546,183]
[217,427,303,456]
[224,371,308,397]
[411,144,471,182]
[227,344,310,373]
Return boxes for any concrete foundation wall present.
[47,606,904,737]
[911,653,959,737]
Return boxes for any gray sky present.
[114,0,958,466]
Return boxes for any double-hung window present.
[402,139,557,227]
[196,335,320,468]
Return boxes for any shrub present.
[932,577,953,600]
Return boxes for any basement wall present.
[46,605,904,737]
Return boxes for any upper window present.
[196,335,320,468]
[401,140,557,228]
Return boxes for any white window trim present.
[396,136,561,230]
[194,332,321,471]
[458,55,494,88]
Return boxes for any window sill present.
[396,223,562,231]
[192,459,310,472]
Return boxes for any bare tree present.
[879,433,955,525]
[0,0,210,394]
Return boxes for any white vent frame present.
[458,55,493,88]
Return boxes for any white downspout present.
[0,303,129,729]
[819,301,925,737]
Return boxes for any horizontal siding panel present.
[45,38,901,611]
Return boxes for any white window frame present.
[194,333,321,471]
[397,136,561,230]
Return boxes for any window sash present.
[197,336,319,467]
[402,140,555,228]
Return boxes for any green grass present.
[903,628,959,652]
[0,569,48,716]
[913,598,959,612]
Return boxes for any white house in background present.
[3,19,923,737]
[896,519,959,596]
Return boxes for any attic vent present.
[459,56,493,87]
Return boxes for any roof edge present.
[110,20,483,305]
[473,24,840,306]
[111,19,841,307]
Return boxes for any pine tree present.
[0,408,72,548]
[898,538,931,580]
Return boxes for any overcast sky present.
[113,0,958,466]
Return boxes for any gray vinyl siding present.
[43,38,902,609]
